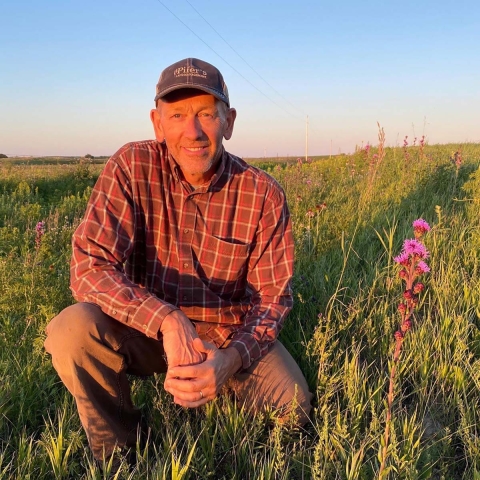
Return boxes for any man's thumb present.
[193,337,216,357]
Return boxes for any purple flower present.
[413,218,431,238]
[415,261,430,274]
[402,239,429,259]
[35,221,45,250]
[394,252,410,266]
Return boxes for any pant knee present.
[44,303,103,360]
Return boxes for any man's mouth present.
[183,146,209,154]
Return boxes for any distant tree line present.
[0,153,8,158]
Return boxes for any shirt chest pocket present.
[198,235,250,284]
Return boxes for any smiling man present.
[44,58,312,466]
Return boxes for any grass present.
[0,142,479,478]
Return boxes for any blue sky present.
[1,0,479,157]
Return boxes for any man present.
[44,58,312,463]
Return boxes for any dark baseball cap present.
[154,58,230,107]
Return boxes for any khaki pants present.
[45,303,312,460]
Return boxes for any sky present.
[1,0,479,158]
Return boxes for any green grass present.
[0,144,479,478]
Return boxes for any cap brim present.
[154,84,229,107]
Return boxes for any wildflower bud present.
[403,289,413,300]
[413,283,425,294]
[411,295,419,306]
[399,269,408,279]
[401,319,412,333]
[398,303,407,313]
[394,330,404,341]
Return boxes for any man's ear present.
[150,108,165,142]
[223,108,237,141]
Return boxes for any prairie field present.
[1,140,480,479]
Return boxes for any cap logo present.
[174,66,207,79]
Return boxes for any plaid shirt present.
[70,140,293,369]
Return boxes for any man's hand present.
[160,310,204,369]
[164,338,242,408]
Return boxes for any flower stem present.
[379,336,404,477]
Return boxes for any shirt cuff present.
[129,295,179,339]
[227,332,263,370]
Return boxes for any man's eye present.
[172,114,182,119]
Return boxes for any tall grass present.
[0,143,479,478]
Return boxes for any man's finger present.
[173,395,210,408]
[164,376,204,393]
[166,365,199,380]
[192,338,217,358]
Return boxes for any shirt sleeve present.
[70,149,178,338]
[227,184,294,370]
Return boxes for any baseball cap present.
[154,58,230,107]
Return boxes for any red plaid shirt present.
[70,140,293,369]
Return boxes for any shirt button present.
[183,229,189,234]
[142,324,147,329]
[183,295,188,301]
[183,262,189,268]
[112,310,117,315]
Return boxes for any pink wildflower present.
[394,252,410,266]
[35,221,45,250]
[306,209,315,218]
[412,219,431,238]
[402,239,429,259]
[415,261,430,274]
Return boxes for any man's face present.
[150,89,236,184]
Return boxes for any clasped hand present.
[161,311,241,408]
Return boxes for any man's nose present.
[184,116,204,139]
